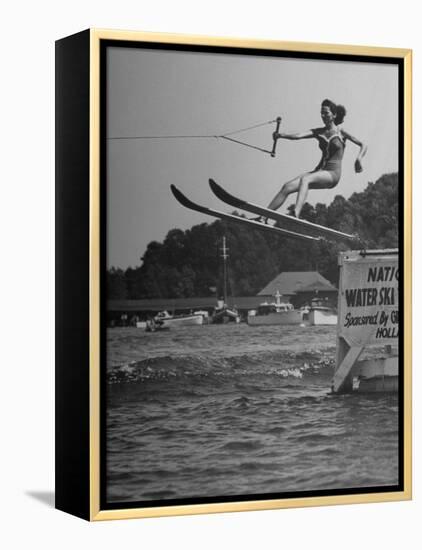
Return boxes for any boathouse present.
[258,271,338,309]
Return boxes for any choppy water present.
[106,324,399,504]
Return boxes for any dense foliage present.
[107,173,399,299]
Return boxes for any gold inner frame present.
[89,28,412,521]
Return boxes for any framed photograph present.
[55,29,412,521]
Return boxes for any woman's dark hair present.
[321,99,346,124]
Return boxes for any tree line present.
[107,173,399,300]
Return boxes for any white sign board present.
[338,255,399,347]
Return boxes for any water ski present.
[170,185,319,242]
[208,179,358,244]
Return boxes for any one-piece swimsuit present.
[311,128,346,186]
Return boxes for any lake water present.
[105,324,399,504]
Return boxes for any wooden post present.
[332,338,363,393]
[333,257,360,392]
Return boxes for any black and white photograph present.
[103,40,403,508]
[4,0,421,543]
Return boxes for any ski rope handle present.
[271,117,282,158]
[219,116,282,157]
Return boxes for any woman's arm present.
[273,130,314,141]
[342,129,368,173]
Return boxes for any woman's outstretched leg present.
[294,175,311,218]
[267,176,301,211]
[295,171,335,218]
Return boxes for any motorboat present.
[247,291,303,326]
[153,310,204,328]
[302,297,337,325]
[212,300,241,324]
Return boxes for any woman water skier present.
[263,99,367,219]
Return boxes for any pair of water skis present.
[171,179,358,244]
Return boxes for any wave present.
[107,350,335,384]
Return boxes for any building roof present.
[258,271,337,296]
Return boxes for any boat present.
[212,237,241,324]
[145,318,170,332]
[302,297,337,326]
[212,300,241,324]
[193,310,211,324]
[153,310,204,328]
[247,291,303,326]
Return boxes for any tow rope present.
[108,117,282,158]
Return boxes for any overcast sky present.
[106,46,398,269]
